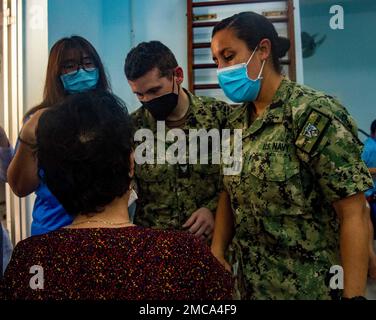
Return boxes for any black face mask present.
[142,80,179,121]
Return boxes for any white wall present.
[48,0,102,51]
[101,0,134,109]
[48,0,136,111]
[293,0,304,84]
[131,0,188,90]
[300,0,376,138]
[24,0,49,111]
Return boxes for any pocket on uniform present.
[244,152,306,216]
[248,152,300,182]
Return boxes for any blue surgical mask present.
[217,48,265,103]
[60,68,99,94]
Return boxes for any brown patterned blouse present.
[1,226,233,300]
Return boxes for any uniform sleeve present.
[202,196,219,214]
[295,98,374,203]
[200,164,224,214]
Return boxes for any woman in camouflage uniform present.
[210,12,374,300]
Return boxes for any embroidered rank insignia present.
[295,109,331,155]
[304,123,319,138]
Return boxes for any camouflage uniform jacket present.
[224,78,374,300]
[132,89,229,230]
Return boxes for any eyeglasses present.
[61,57,96,75]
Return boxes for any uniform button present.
[353,174,361,182]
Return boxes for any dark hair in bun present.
[212,11,291,73]
[276,36,291,58]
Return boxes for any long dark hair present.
[24,36,111,120]
[212,12,290,73]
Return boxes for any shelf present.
[193,17,288,28]
[194,63,217,69]
[192,0,282,8]
[194,84,221,90]
[193,43,212,49]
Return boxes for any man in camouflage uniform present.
[124,41,229,239]
[223,78,374,299]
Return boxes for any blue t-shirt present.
[31,169,73,236]
[15,119,73,236]
[362,137,376,197]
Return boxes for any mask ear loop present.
[246,46,259,66]
[257,60,266,80]
[246,46,266,80]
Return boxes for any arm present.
[367,203,376,279]
[182,165,222,240]
[7,110,45,197]
[333,193,369,298]
[369,168,376,177]
[7,142,39,197]
[362,143,376,177]
[210,191,234,272]
[295,99,373,299]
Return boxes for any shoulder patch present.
[295,108,331,155]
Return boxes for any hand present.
[0,126,10,148]
[182,207,214,241]
[19,109,46,145]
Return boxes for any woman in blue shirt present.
[362,119,376,279]
[362,120,376,197]
[7,36,111,236]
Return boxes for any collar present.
[227,77,294,139]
